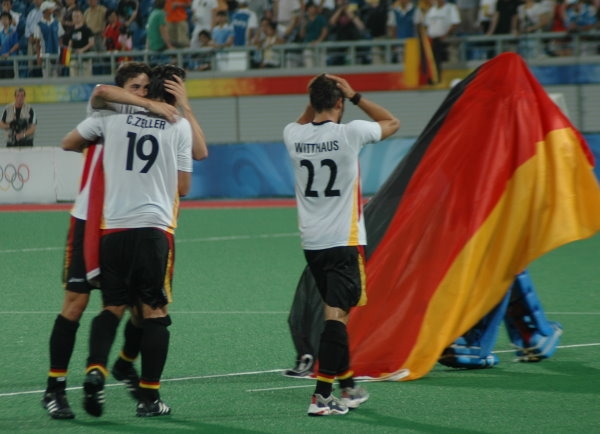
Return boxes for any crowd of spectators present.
[0,0,599,77]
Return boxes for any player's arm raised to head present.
[326,73,400,140]
[295,104,315,125]
[61,128,88,153]
[90,84,178,122]
[355,97,400,140]
[164,76,208,161]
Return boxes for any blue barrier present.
[187,135,600,199]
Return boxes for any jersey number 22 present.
[300,159,341,197]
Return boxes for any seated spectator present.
[117,22,132,50]
[516,0,551,59]
[210,9,233,48]
[0,11,19,78]
[516,0,551,34]
[1,0,20,30]
[255,17,282,67]
[190,0,218,48]
[565,0,597,32]
[564,0,597,54]
[189,28,213,70]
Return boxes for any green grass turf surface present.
[0,207,598,433]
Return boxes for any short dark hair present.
[309,74,344,112]
[114,61,151,87]
[149,64,186,106]
[0,11,12,22]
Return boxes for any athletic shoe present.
[41,391,75,419]
[136,399,172,417]
[111,363,141,400]
[307,393,348,416]
[83,369,105,417]
[283,354,314,378]
[340,386,370,409]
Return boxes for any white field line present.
[1,343,598,398]
[0,232,299,255]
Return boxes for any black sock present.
[139,316,171,399]
[315,320,348,397]
[115,319,143,369]
[47,315,79,392]
[87,310,120,369]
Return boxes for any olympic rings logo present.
[0,164,30,191]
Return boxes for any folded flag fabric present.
[346,52,600,380]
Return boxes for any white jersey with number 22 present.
[284,119,381,250]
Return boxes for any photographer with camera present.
[0,88,36,147]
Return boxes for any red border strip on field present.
[0,199,297,213]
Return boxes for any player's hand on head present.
[325,74,355,99]
[164,75,190,110]
[147,100,178,123]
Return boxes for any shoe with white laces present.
[111,362,140,401]
[82,369,105,417]
[283,354,314,378]
[307,393,348,416]
[136,399,172,417]
[41,390,75,419]
[340,386,369,409]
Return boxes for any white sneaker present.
[307,393,349,416]
[283,354,314,378]
[340,386,369,409]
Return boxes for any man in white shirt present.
[424,0,460,83]
[61,65,193,418]
[283,73,399,416]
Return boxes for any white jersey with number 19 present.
[283,119,381,250]
[76,110,193,233]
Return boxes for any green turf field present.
[0,206,598,433]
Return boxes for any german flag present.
[345,52,600,380]
[59,46,71,67]
[403,25,438,87]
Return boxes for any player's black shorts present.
[304,245,366,312]
[100,228,174,309]
[62,217,94,294]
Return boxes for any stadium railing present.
[1,30,599,80]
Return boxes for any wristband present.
[350,93,362,105]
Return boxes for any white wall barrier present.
[0,147,83,204]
